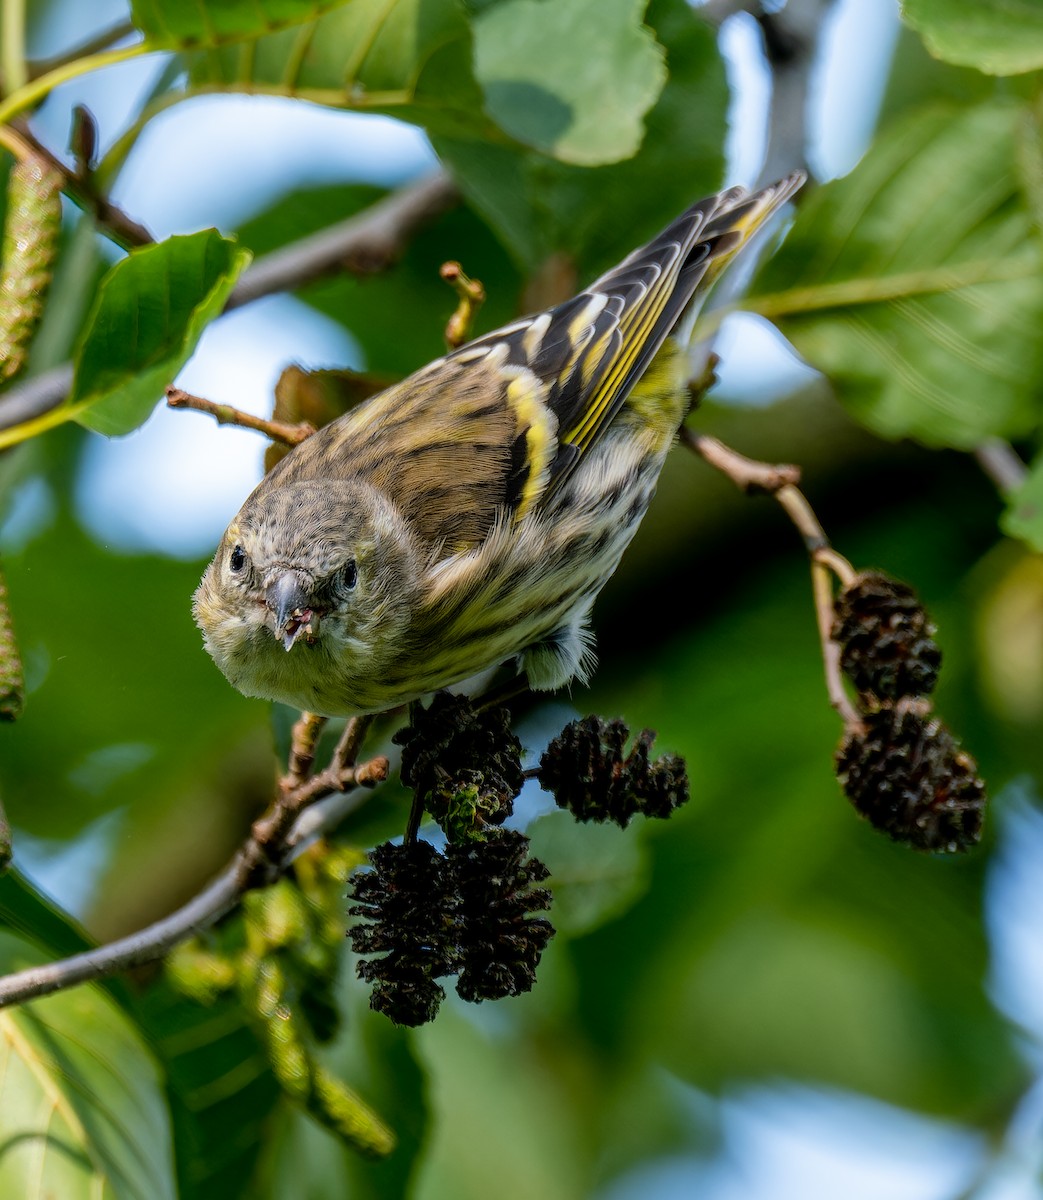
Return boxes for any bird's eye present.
[229,544,247,573]
[338,559,358,591]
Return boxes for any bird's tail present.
[553,171,806,469]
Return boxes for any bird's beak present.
[265,572,317,651]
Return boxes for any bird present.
[194,172,805,718]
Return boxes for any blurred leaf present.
[71,231,250,437]
[0,931,176,1199]
[900,0,1043,76]
[413,1005,586,1200]
[236,183,522,377]
[131,0,350,49]
[751,101,1043,449]
[975,545,1043,727]
[1001,452,1043,550]
[566,496,1022,1118]
[135,979,281,1200]
[433,0,726,272]
[471,0,665,165]
[189,0,493,142]
[527,809,649,935]
[880,24,1000,125]
[0,469,267,843]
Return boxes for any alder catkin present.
[0,153,63,384]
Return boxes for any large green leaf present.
[0,931,176,1200]
[136,981,281,1200]
[69,231,250,437]
[751,101,1043,449]
[131,0,351,49]
[186,0,666,163]
[471,0,665,165]
[900,0,1043,76]
[433,0,727,272]
[188,0,494,143]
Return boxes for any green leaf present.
[1001,453,1043,550]
[527,810,649,935]
[189,0,493,143]
[0,931,176,1200]
[0,868,94,958]
[433,0,727,271]
[70,231,251,437]
[135,980,282,1200]
[131,0,351,49]
[900,0,1043,76]
[751,101,1043,449]
[471,0,666,165]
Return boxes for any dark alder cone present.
[446,829,554,1003]
[835,705,985,852]
[832,572,942,701]
[394,692,524,835]
[347,840,455,1026]
[538,715,689,826]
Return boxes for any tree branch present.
[165,386,317,445]
[974,438,1028,496]
[0,169,461,431]
[0,729,389,1008]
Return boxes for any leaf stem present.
[26,18,137,79]
[0,41,152,126]
[1,0,27,94]
[747,256,1037,320]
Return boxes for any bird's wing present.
[272,173,803,556]
[455,171,805,504]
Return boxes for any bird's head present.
[193,478,419,713]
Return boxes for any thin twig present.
[226,171,460,309]
[810,558,862,727]
[756,0,833,187]
[6,116,153,249]
[682,426,861,727]
[248,715,379,877]
[165,386,316,446]
[0,170,461,432]
[440,260,485,348]
[683,428,801,494]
